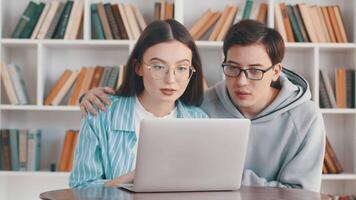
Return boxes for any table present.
[40,186,331,200]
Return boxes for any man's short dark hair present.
[223,20,285,65]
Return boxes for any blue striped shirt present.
[69,95,208,188]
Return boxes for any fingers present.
[89,95,106,111]
[103,87,116,95]
[80,104,88,117]
[96,92,111,106]
[83,101,98,116]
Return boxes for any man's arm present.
[242,113,326,192]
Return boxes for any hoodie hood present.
[214,68,311,122]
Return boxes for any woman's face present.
[136,40,193,104]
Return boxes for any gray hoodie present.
[201,68,326,192]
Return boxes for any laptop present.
[119,118,250,192]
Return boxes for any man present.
[79,20,325,192]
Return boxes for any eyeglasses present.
[142,60,196,81]
[221,63,275,80]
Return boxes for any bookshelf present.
[0,0,355,199]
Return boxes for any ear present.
[272,63,282,81]
[134,60,143,76]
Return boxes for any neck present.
[138,93,175,117]
[239,87,280,119]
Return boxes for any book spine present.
[20,2,45,38]
[11,1,38,38]
[104,3,121,39]
[91,4,105,39]
[53,1,74,39]
[9,130,19,171]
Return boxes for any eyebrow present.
[226,60,265,67]
[149,57,191,64]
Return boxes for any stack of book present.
[0,129,41,171]
[11,0,84,40]
[58,130,79,172]
[0,62,30,105]
[154,0,174,21]
[328,195,356,200]
[319,69,355,109]
[323,136,343,174]
[44,65,125,106]
[189,0,267,41]
[275,3,348,43]
[91,3,146,40]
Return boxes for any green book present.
[0,130,3,170]
[53,1,74,39]
[91,4,105,39]
[242,0,253,19]
[20,2,45,38]
[10,130,19,171]
[11,1,38,38]
[287,5,304,42]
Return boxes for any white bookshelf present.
[0,0,356,199]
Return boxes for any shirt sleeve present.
[69,114,109,188]
[242,112,326,192]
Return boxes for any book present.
[279,3,295,42]
[320,70,337,108]
[298,4,318,43]
[327,6,343,43]
[31,2,51,39]
[37,1,63,39]
[194,12,221,40]
[1,62,19,104]
[44,70,72,105]
[274,3,287,42]
[209,6,230,41]
[286,5,304,42]
[1,130,12,170]
[58,130,74,171]
[104,3,121,39]
[97,3,113,40]
[51,70,78,105]
[125,4,141,40]
[91,4,105,39]
[335,68,347,108]
[9,130,19,171]
[189,10,214,39]
[52,1,74,39]
[11,1,38,38]
[321,6,336,43]
[112,4,128,39]
[319,70,332,108]
[19,130,28,171]
[20,2,45,38]
[68,67,87,105]
[132,5,147,32]
[292,5,309,42]
[216,6,238,41]
[7,64,30,105]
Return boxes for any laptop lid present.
[132,118,250,192]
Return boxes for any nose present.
[164,68,176,83]
[235,71,249,86]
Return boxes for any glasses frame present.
[142,60,196,81]
[221,63,275,80]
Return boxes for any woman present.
[69,19,208,188]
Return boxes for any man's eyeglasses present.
[142,60,196,81]
[221,63,275,80]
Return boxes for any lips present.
[160,88,177,96]
[234,91,251,99]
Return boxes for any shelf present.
[321,109,356,114]
[0,105,80,111]
[322,174,356,180]
[0,171,70,177]
[285,43,356,49]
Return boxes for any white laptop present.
[119,118,250,192]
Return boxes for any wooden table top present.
[40,186,331,200]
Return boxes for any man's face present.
[224,44,281,115]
